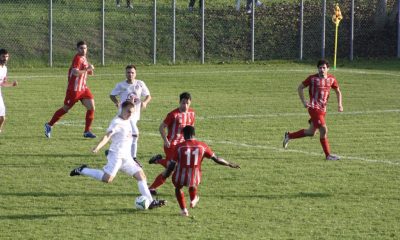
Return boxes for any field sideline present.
[1,62,399,239]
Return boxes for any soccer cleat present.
[149,188,158,196]
[148,154,162,164]
[127,4,133,9]
[148,199,166,209]
[190,196,200,208]
[83,131,97,138]
[181,208,189,217]
[70,164,87,176]
[326,155,340,161]
[104,149,109,157]
[44,123,52,138]
[283,132,290,149]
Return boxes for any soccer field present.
[1,62,399,239]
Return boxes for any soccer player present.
[167,126,240,216]
[109,64,151,163]
[0,49,18,133]
[70,101,166,209]
[148,92,195,195]
[283,59,343,160]
[44,41,96,139]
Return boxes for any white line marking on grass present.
[57,118,400,166]
[11,68,400,80]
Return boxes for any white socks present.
[81,168,104,181]
[137,180,153,202]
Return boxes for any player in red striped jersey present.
[168,125,239,216]
[283,59,343,160]
[148,92,195,194]
[44,41,96,139]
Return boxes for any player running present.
[0,49,18,134]
[70,101,166,209]
[44,41,96,138]
[283,59,343,160]
[166,126,240,216]
[148,92,195,195]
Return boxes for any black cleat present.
[149,199,166,209]
[70,164,87,176]
[148,154,162,164]
[105,149,109,157]
[149,189,158,196]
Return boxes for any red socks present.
[48,108,67,126]
[189,187,197,202]
[320,138,330,157]
[149,174,166,190]
[85,110,95,132]
[175,188,186,210]
[288,129,306,139]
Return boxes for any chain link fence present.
[0,0,398,66]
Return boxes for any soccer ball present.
[135,195,150,210]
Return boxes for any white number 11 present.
[185,148,199,166]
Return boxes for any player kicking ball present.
[70,101,166,209]
[165,126,240,216]
[283,59,343,161]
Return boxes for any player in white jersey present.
[0,49,18,133]
[70,101,165,209]
[109,64,152,162]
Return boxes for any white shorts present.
[0,96,5,116]
[103,151,142,177]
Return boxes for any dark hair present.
[121,100,135,109]
[0,49,8,55]
[317,59,330,68]
[183,125,195,140]
[179,92,192,102]
[77,41,87,48]
[126,64,137,71]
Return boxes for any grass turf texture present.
[0,61,399,239]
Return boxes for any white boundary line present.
[55,108,400,166]
[11,67,400,80]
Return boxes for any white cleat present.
[326,154,340,161]
[190,196,200,208]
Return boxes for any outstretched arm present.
[211,155,240,169]
[0,78,17,87]
[333,87,343,112]
[92,131,112,153]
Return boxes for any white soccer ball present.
[135,195,150,210]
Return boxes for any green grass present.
[1,61,399,239]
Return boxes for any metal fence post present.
[201,0,205,64]
[49,0,53,67]
[299,0,304,60]
[153,0,157,64]
[321,0,326,59]
[350,0,354,61]
[172,0,176,64]
[398,0,400,58]
[251,0,255,62]
[102,0,105,66]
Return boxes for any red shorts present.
[63,88,94,107]
[308,107,326,128]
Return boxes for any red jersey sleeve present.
[302,75,314,87]
[200,141,214,159]
[71,55,84,70]
[329,74,339,89]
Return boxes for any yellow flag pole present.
[332,3,342,70]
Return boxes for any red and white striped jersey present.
[172,139,214,187]
[67,54,90,92]
[163,108,195,146]
[303,73,339,112]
